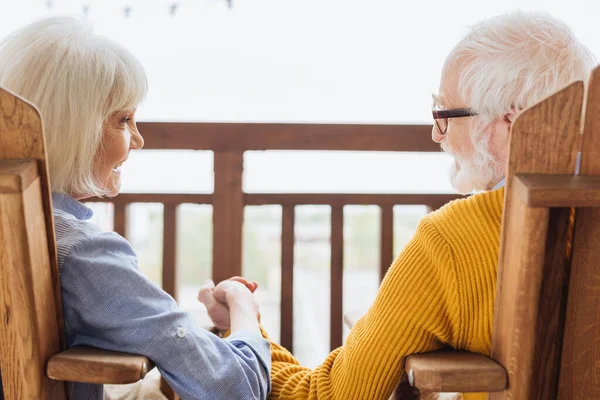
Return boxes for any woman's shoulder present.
[53,208,132,269]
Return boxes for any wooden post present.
[0,161,66,398]
[162,204,178,300]
[212,151,244,283]
[0,88,67,398]
[330,206,344,350]
[113,203,127,238]
[558,66,600,399]
[280,205,295,351]
[379,205,394,282]
[490,82,584,400]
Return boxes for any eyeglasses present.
[432,108,478,135]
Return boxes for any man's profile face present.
[433,56,506,194]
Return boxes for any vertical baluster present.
[380,205,394,282]
[281,205,295,351]
[213,151,244,283]
[163,203,178,300]
[160,203,181,400]
[113,202,127,238]
[330,206,344,350]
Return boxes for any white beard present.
[443,127,501,195]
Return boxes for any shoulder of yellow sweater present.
[425,188,504,245]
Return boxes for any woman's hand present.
[197,277,260,334]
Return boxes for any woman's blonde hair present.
[0,16,147,196]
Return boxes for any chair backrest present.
[490,65,600,399]
[0,88,67,398]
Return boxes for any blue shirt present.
[1,193,271,400]
[492,178,505,191]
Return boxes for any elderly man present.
[199,11,596,400]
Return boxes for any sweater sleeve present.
[268,216,463,400]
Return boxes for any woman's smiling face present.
[93,108,144,198]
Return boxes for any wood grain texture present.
[380,205,394,282]
[280,205,295,351]
[490,81,584,400]
[113,202,127,238]
[246,193,461,207]
[137,122,440,152]
[46,346,154,385]
[0,166,66,398]
[91,193,459,208]
[212,151,244,283]
[514,173,600,207]
[0,88,67,398]
[405,351,507,393]
[162,204,178,299]
[0,88,64,347]
[0,159,38,193]
[91,193,213,205]
[330,206,344,350]
[558,65,600,399]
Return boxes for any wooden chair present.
[0,88,154,398]
[404,67,600,399]
[346,66,600,399]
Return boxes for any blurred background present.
[1,0,598,368]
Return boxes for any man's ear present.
[502,108,518,125]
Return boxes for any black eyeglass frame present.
[432,107,478,135]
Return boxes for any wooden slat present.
[91,193,212,205]
[246,193,460,206]
[514,174,600,207]
[405,351,507,393]
[0,159,38,192]
[137,122,439,152]
[558,65,600,399]
[0,161,66,398]
[330,206,344,350]
[212,151,245,283]
[90,193,459,208]
[0,88,67,398]
[162,204,178,299]
[380,205,394,281]
[490,81,584,400]
[280,205,295,351]
[113,203,127,238]
[0,91,62,348]
[47,346,153,385]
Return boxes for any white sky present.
[1,0,598,193]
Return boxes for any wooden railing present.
[95,122,461,352]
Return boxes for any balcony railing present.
[93,122,461,352]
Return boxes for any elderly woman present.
[0,17,269,400]
[199,11,596,400]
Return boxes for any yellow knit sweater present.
[268,188,505,400]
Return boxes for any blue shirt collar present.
[51,192,93,221]
[492,178,506,191]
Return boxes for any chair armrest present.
[405,351,507,393]
[47,346,155,384]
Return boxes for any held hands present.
[197,276,260,333]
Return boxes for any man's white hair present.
[452,11,596,119]
[444,11,596,193]
[0,16,147,197]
